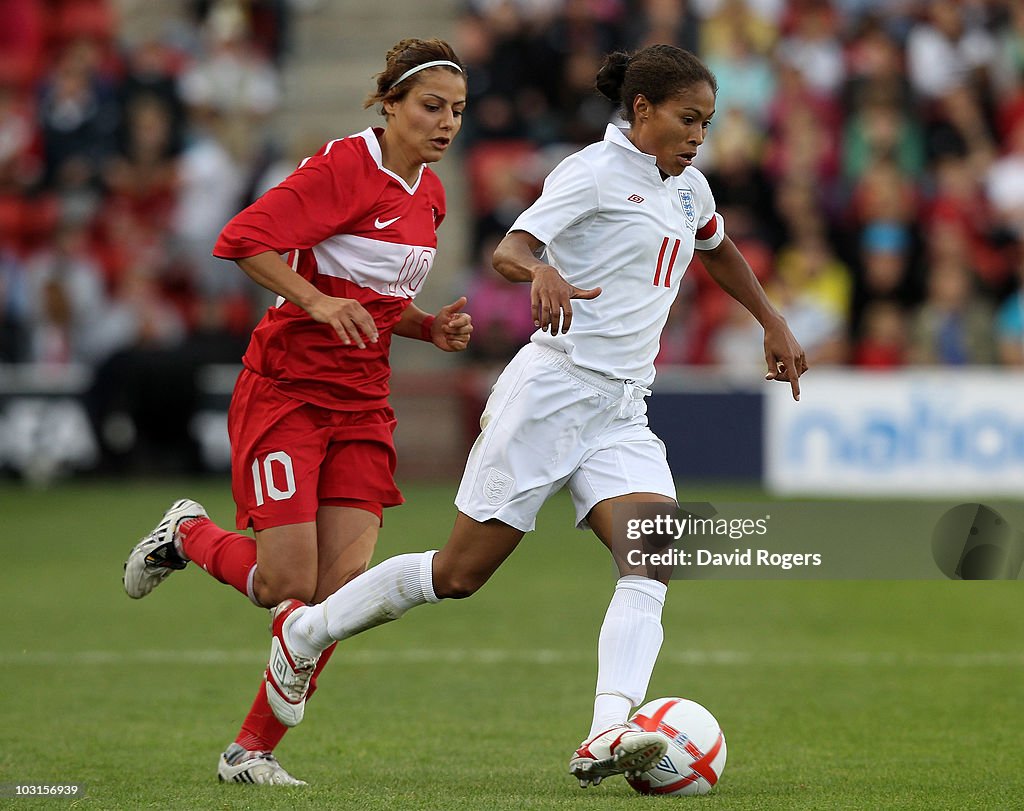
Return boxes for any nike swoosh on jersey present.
[374,216,401,229]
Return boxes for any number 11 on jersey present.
[653,237,682,287]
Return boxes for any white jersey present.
[510,124,724,387]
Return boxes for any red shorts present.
[228,369,403,531]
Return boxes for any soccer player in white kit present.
[263,44,807,786]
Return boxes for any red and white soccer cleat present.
[569,723,669,787]
[264,599,319,727]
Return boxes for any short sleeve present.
[695,212,725,250]
[508,155,599,245]
[214,145,356,259]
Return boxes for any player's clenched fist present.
[430,296,473,352]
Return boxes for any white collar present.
[604,123,689,185]
[604,123,658,168]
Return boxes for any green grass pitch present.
[1,478,1022,810]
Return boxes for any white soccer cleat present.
[217,742,307,785]
[123,499,208,599]
[569,723,669,787]
[264,599,319,727]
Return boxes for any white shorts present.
[455,343,676,532]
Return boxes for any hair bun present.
[595,51,630,103]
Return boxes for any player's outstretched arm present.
[235,250,379,348]
[493,230,601,335]
[394,298,474,351]
[697,236,807,401]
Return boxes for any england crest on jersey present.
[678,189,696,231]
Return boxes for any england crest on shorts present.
[678,189,696,231]
[483,467,514,505]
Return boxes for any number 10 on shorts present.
[251,452,297,506]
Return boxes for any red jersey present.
[213,127,447,410]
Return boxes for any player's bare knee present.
[313,564,366,603]
[433,569,486,600]
[254,573,316,606]
[340,562,368,588]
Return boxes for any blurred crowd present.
[0,0,293,370]
[454,0,1024,373]
[2,0,1024,380]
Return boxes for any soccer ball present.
[625,697,727,796]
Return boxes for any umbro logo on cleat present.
[271,650,290,684]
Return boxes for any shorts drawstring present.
[532,345,651,419]
[618,380,652,419]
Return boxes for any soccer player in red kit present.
[122,38,471,785]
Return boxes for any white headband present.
[388,60,463,91]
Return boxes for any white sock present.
[589,575,667,738]
[590,694,634,737]
[288,551,439,659]
[245,564,261,607]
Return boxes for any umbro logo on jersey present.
[374,216,401,229]
[627,194,645,204]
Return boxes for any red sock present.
[235,642,338,752]
[178,518,256,598]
